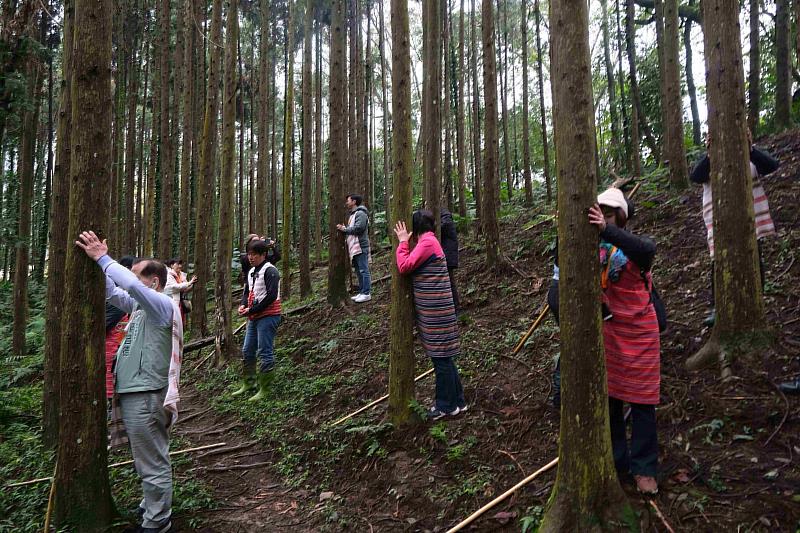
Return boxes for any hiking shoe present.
[634,475,658,495]
[703,309,716,327]
[427,406,459,420]
[353,293,372,303]
[124,520,171,533]
[456,405,469,414]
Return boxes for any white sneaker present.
[350,295,358,300]
[353,293,372,303]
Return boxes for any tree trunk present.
[281,1,295,301]
[520,0,532,205]
[600,0,621,171]
[191,0,223,338]
[456,0,468,215]
[136,45,150,255]
[53,0,116,523]
[43,0,73,446]
[534,0,551,203]
[124,14,140,255]
[497,0,512,201]
[614,0,632,173]
[539,1,630,527]
[747,0,760,135]
[387,0,416,427]
[625,0,642,175]
[443,0,453,213]
[379,0,391,225]
[257,0,270,234]
[314,19,324,263]
[157,0,173,259]
[237,36,245,249]
[179,0,194,262]
[684,0,701,146]
[662,0,688,188]
[481,0,500,266]
[687,0,767,375]
[470,0,483,224]
[300,0,313,297]
[270,54,279,237]
[11,46,42,358]
[328,0,350,306]
[774,0,791,130]
[422,0,441,236]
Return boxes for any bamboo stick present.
[6,442,228,488]
[512,304,550,355]
[331,368,436,427]
[446,457,559,533]
[42,461,57,532]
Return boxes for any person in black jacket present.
[239,233,281,286]
[440,209,461,314]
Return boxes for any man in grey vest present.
[77,231,175,533]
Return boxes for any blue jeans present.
[242,315,281,373]
[352,252,371,295]
[431,357,465,413]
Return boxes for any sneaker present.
[634,475,658,495]
[703,309,716,327]
[427,406,459,420]
[124,521,172,533]
[353,293,372,303]
[456,404,469,414]
[350,295,358,300]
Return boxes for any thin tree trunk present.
[237,35,244,248]
[281,1,295,300]
[539,0,630,525]
[299,0,313,297]
[534,0,551,203]
[601,0,621,170]
[662,0,688,188]
[747,0,760,135]
[481,0,500,266]
[470,0,483,224]
[191,0,223,338]
[387,0,416,427]
[684,0,701,146]
[625,0,642,175]
[443,0,453,213]
[615,0,631,173]
[270,54,279,237]
[257,0,270,234]
[775,0,791,130]
[328,0,349,305]
[497,0,512,201]
[379,0,391,225]
[179,0,194,261]
[158,0,173,258]
[314,19,324,263]
[53,0,116,522]
[456,0,467,215]
[520,0,532,205]
[422,0,441,236]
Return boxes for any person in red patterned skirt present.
[589,187,660,495]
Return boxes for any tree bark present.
[281,0,295,301]
[625,0,642,175]
[422,0,441,236]
[481,0,500,266]
[600,0,622,171]
[456,0,467,215]
[157,0,173,258]
[497,0,512,201]
[687,0,767,375]
[328,0,350,306]
[520,0,532,205]
[179,0,194,262]
[257,0,270,234]
[774,0,791,130]
[53,0,116,523]
[747,0,760,135]
[388,0,416,427]
[539,1,630,527]
[470,0,483,224]
[662,0,688,188]
[300,0,313,297]
[124,5,140,255]
[379,0,391,225]
[191,0,223,338]
[614,0,632,173]
[684,0,701,146]
[314,18,324,262]
[534,0,551,203]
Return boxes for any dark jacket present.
[343,205,370,255]
[690,146,780,184]
[440,209,459,268]
[240,240,281,282]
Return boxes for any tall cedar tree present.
[281,0,295,300]
[481,0,500,266]
[314,18,324,262]
[53,0,116,523]
[470,0,483,225]
[774,0,791,130]
[191,0,223,337]
[327,0,350,305]
[387,0,416,426]
[257,0,270,233]
[684,0,701,146]
[497,0,512,201]
[157,0,173,258]
[539,1,630,528]
[534,0,551,203]
[215,0,238,363]
[422,0,441,236]
[179,0,195,261]
[520,0,532,205]
[747,0,760,133]
[124,3,140,255]
[11,40,42,358]
[456,0,467,215]
[43,0,73,447]
[600,0,622,170]
[299,0,313,297]
[686,0,767,375]
[625,0,642,176]
[661,0,688,187]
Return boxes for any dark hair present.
[119,255,136,270]
[347,194,363,206]
[166,257,184,268]
[247,239,268,255]
[133,258,168,289]
[412,210,435,236]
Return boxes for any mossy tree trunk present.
[327,0,350,306]
[481,0,500,267]
[299,0,313,298]
[540,0,630,529]
[387,0,416,427]
[53,0,116,524]
[215,0,238,363]
[281,0,295,301]
[688,0,767,376]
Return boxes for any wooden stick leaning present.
[445,457,559,533]
[512,305,550,355]
[331,368,436,427]
[6,442,227,489]
[42,461,57,532]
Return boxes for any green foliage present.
[520,505,545,533]
[429,422,448,443]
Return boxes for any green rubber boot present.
[247,371,275,402]
[232,360,257,397]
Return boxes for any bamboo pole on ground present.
[446,457,559,532]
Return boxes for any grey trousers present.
[119,388,172,528]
